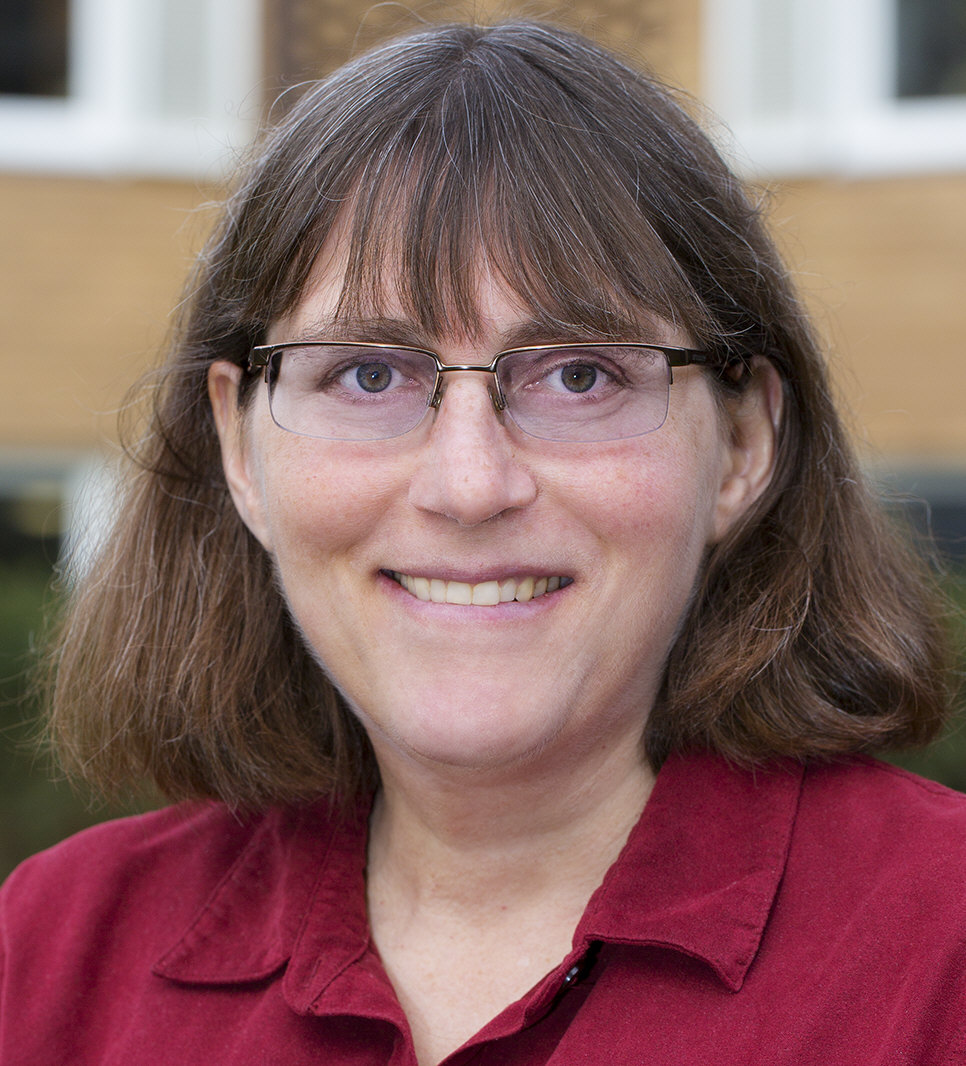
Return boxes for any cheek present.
[570,435,724,559]
[256,442,402,565]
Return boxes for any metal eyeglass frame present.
[248,340,714,418]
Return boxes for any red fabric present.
[2,753,965,1063]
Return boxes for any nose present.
[407,373,538,526]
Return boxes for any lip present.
[382,569,573,606]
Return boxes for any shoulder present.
[0,800,347,1016]
[2,802,256,902]
[0,801,357,1060]
[792,755,966,895]
[0,804,258,952]
[801,755,966,835]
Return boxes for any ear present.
[208,361,274,549]
[711,357,783,542]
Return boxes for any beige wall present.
[1,0,963,474]
[768,175,966,466]
[265,0,702,93]
[0,175,213,450]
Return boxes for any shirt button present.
[563,964,581,985]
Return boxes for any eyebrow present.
[284,314,654,351]
[291,316,428,348]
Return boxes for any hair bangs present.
[310,31,714,344]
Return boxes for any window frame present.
[703,0,966,176]
[0,0,261,178]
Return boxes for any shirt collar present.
[576,751,803,991]
[154,752,803,999]
[153,801,364,986]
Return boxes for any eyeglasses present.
[247,340,713,443]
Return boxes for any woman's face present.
[210,249,778,781]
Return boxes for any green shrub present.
[0,563,149,879]
[885,566,966,788]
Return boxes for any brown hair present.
[45,20,952,807]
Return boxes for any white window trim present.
[703,0,966,177]
[0,0,262,179]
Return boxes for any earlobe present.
[711,358,783,542]
[208,361,274,550]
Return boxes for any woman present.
[1,20,959,1066]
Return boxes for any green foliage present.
[0,563,150,881]
[885,566,966,788]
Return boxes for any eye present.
[329,352,425,396]
[557,363,598,394]
[352,362,394,393]
[500,347,629,402]
[537,353,619,397]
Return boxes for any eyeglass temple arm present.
[248,347,272,373]
[662,347,715,384]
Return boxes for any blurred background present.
[1,0,964,878]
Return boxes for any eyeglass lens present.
[265,343,673,442]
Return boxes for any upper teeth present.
[391,573,566,605]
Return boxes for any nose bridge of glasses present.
[429,363,507,412]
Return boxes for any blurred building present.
[1,0,964,561]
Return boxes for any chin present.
[357,688,564,775]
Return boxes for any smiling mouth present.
[388,572,573,606]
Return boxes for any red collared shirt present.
[2,752,965,1064]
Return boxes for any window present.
[0,0,70,98]
[0,0,261,178]
[704,0,966,175]
[896,0,966,98]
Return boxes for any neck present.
[366,737,655,913]
[364,734,656,1066]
